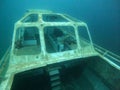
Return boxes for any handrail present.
[80,37,120,62]
[0,46,11,68]
[94,44,120,60]
[81,37,120,59]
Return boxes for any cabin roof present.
[17,9,81,24]
[12,9,95,63]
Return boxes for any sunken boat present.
[0,10,120,90]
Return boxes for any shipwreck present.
[0,10,120,90]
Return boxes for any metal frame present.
[0,10,98,90]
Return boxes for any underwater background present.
[0,0,120,59]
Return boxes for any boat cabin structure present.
[0,10,120,90]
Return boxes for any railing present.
[0,46,11,73]
[80,37,120,67]
[81,37,120,59]
[94,44,120,68]
[94,44,120,59]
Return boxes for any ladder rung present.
[50,75,60,81]
[49,70,59,76]
[52,85,61,90]
[51,81,61,87]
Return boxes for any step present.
[51,80,61,87]
[52,85,61,90]
[49,69,59,76]
[50,75,60,81]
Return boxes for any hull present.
[10,56,120,90]
[0,10,120,90]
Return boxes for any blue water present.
[0,0,120,59]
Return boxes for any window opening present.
[14,27,41,55]
[42,14,68,22]
[44,26,77,53]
